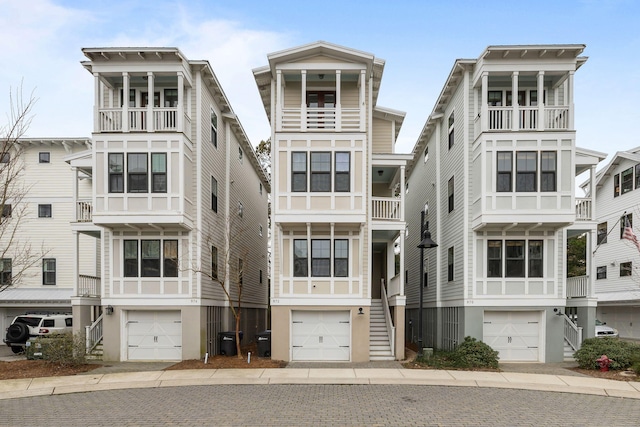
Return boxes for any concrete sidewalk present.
[1,367,640,401]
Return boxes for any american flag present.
[622,216,640,253]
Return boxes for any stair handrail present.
[380,279,395,357]
[563,313,583,351]
[85,313,104,354]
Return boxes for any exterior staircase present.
[563,339,575,361]
[369,299,394,361]
[85,341,103,361]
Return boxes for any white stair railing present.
[85,313,104,354]
[380,279,395,357]
[563,313,583,351]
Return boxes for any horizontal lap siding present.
[372,117,392,154]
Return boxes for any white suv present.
[3,313,73,353]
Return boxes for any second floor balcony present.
[98,107,191,133]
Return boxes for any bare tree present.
[0,84,42,292]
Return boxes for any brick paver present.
[1,384,640,426]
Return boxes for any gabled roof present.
[253,41,386,121]
[583,147,640,191]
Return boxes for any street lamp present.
[417,210,438,358]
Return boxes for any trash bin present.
[218,331,243,356]
[256,330,271,357]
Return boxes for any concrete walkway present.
[1,365,640,401]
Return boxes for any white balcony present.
[575,198,592,221]
[475,106,570,137]
[76,201,93,223]
[97,107,185,133]
[280,107,362,132]
[566,275,589,298]
[372,197,402,221]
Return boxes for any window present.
[448,177,454,213]
[447,247,454,281]
[307,91,336,128]
[636,164,640,189]
[39,152,50,163]
[310,152,331,192]
[614,174,620,197]
[487,240,502,278]
[124,240,138,277]
[238,147,243,163]
[164,89,178,107]
[622,167,633,194]
[497,152,512,192]
[424,146,429,163]
[292,152,307,192]
[311,239,331,277]
[597,222,608,244]
[259,224,263,237]
[334,239,349,277]
[163,240,178,277]
[238,259,243,284]
[211,246,218,279]
[259,182,263,195]
[516,152,537,192]
[238,201,243,218]
[2,204,11,218]
[293,240,308,277]
[621,213,633,238]
[505,240,526,277]
[540,152,556,192]
[141,240,161,277]
[0,258,11,286]
[211,111,218,147]
[597,266,607,280]
[38,204,52,218]
[120,88,135,107]
[141,91,160,107]
[448,112,455,149]
[151,153,167,193]
[108,153,124,193]
[620,262,632,277]
[127,153,148,193]
[488,91,503,106]
[42,258,56,285]
[259,269,263,284]
[211,177,218,212]
[0,152,10,163]
[528,240,543,277]
[335,152,350,192]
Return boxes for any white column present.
[330,223,335,280]
[177,72,184,132]
[276,70,283,131]
[301,70,307,131]
[590,165,597,220]
[568,71,575,129]
[73,230,79,297]
[93,73,100,131]
[511,71,519,131]
[147,72,154,132]
[400,165,405,221]
[537,71,545,131]
[306,223,311,291]
[360,69,366,132]
[399,232,405,297]
[335,70,342,131]
[481,72,488,132]
[122,72,130,132]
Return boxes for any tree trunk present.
[235,315,243,359]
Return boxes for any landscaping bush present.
[574,338,640,370]
[450,336,499,369]
[26,332,87,367]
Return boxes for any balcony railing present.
[566,275,589,298]
[76,201,93,223]
[78,274,100,297]
[485,106,569,131]
[280,107,362,132]
[575,198,592,221]
[372,197,402,221]
[98,107,181,132]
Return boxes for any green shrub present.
[574,338,640,370]
[450,336,499,369]
[26,333,87,367]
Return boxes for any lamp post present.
[417,210,438,358]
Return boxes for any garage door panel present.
[291,311,350,361]
[483,311,541,362]
[127,311,182,361]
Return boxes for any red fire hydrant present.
[596,355,612,372]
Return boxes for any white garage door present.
[292,311,350,361]
[483,311,541,362]
[127,311,182,361]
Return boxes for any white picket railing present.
[563,313,583,351]
[372,197,401,221]
[575,198,592,221]
[380,279,395,358]
[76,201,92,222]
[85,313,104,354]
[78,274,100,297]
[566,275,589,298]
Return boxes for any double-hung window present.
[636,164,640,189]
[39,152,50,163]
[42,259,56,285]
[614,174,620,197]
[293,240,308,277]
[528,240,543,277]
[311,239,331,277]
[211,177,218,212]
[164,89,178,107]
[292,152,307,192]
[151,153,167,193]
[108,153,124,193]
[141,240,161,277]
[1,204,11,218]
[516,152,537,192]
[505,240,525,277]
[597,222,608,244]
[621,213,633,238]
[447,247,454,281]
[448,112,455,149]
[487,240,502,277]
[334,240,349,277]
[448,177,454,212]
[127,153,148,193]
[0,258,11,286]
[163,240,178,277]
[540,152,556,192]
[334,152,350,192]
[211,111,218,147]
[597,266,607,280]
[497,152,512,192]
[310,152,331,192]
[621,167,633,194]
[211,246,218,279]
[621,262,632,277]
[124,240,138,277]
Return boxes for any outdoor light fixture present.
[417,211,438,358]
[106,305,114,315]
[358,307,364,315]
[378,170,384,177]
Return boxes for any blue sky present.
[1,0,638,166]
